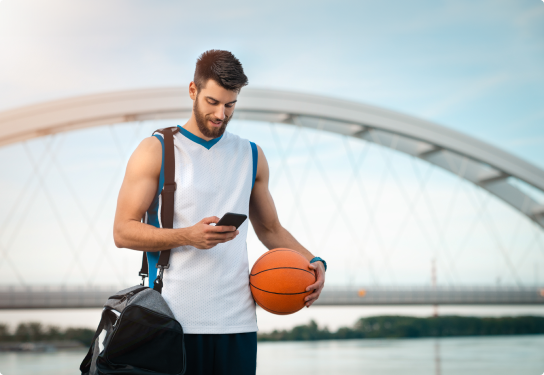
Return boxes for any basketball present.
[250,248,316,315]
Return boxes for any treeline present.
[257,315,544,341]
[0,322,94,346]
[3,316,544,345]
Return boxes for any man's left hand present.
[304,261,326,307]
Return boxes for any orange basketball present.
[250,248,316,315]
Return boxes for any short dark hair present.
[194,50,248,92]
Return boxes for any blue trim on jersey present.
[250,142,258,190]
[177,125,223,150]
[147,135,165,228]
[145,133,166,287]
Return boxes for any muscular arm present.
[113,136,239,251]
[249,145,326,307]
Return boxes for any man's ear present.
[189,82,198,100]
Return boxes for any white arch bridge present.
[0,87,543,308]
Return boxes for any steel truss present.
[1,88,542,228]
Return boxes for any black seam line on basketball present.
[250,267,315,277]
[250,283,309,295]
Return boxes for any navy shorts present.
[183,332,257,375]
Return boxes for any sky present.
[0,0,543,166]
[0,0,544,329]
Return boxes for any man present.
[113,50,326,375]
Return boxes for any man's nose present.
[214,106,226,121]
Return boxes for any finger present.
[225,230,239,238]
[313,267,325,281]
[216,234,238,243]
[308,263,322,278]
[201,216,220,225]
[205,226,235,235]
[206,237,237,246]
[305,280,324,292]
[306,297,319,307]
[207,239,233,247]
[309,262,326,277]
[208,231,239,240]
[304,291,320,302]
[210,225,237,233]
[315,272,325,283]
[305,290,323,307]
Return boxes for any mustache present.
[207,114,230,123]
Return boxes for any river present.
[1,335,543,375]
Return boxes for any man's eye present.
[226,104,233,108]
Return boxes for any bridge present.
[0,87,543,308]
[1,286,543,309]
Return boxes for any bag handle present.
[139,126,178,293]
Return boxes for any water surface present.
[0,335,543,375]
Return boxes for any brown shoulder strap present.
[139,126,178,293]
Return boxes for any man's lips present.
[209,119,223,127]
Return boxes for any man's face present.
[192,79,238,139]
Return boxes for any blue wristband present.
[310,257,327,272]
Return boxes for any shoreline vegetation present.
[258,316,544,341]
[0,322,91,352]
[1,316,543,351]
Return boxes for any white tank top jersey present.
[144,125,259,334]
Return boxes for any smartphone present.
[215,212,247,232]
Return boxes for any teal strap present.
[310,257,327,272]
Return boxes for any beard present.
[193,95,231,138]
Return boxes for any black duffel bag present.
[80,127,185,375]
[80,286,185,375]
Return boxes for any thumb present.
[201,216,220,225]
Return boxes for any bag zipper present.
[109,286,148,302]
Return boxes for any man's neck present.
[183,115,222,141]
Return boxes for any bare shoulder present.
[126,136,162,178]
[139,135,162,154]
[255,144,269,181]
[255,144,267,160]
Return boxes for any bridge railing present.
[0,285,117,309]
[317,285,544,305]
[1,285,543,309]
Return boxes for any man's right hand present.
[184,216,239,249]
